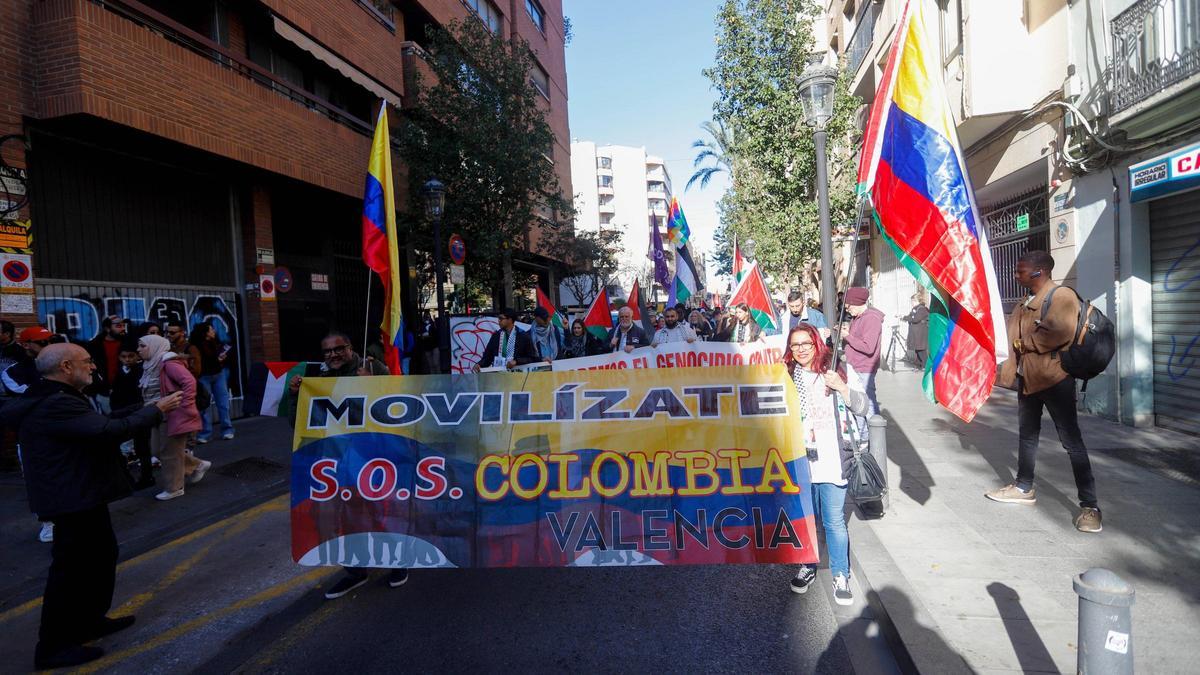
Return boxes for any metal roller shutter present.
[1149,190,1200,434]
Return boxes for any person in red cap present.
[2,326,55,397]
[841,287,883,430]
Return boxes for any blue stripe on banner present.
[363,175,387,235]
[880,104,978,238]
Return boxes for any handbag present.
[832,388,885,504]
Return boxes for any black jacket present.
[85,335,119,396]
[478,328,539,368]
[110,363,144,410]
[607,324,649,352]
[2,379,163,519]
[559,333,605,359]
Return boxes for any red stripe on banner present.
[873,159,994,351]
[933,324,996,423]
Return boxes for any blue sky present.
[563,0,729,276]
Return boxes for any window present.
[361,0,396,27]
[599,214,614,225]
[525,0,546,33]
[531,63,550,98]
[598,175,613,188]
[647,181,666,194]
[597,157,612,169]
[466,0,503,34]
[939,0,962,62]
[599,195,614,206]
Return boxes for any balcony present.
[846,0,879,76]
[598,200,615,214]
[1109,0,1200,116]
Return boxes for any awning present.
[272,16,402,108]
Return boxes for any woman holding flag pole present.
[785,322,867,604]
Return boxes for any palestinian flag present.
[626,279,643,322]
[582,286,612,340]
[244,361,305,417]
[535,286,565,329]
[727,263,778,332]
[674,243,700,302]
[733,237,750,283]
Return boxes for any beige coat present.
[996,282,1080,395]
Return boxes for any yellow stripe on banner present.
[890,0,957,145]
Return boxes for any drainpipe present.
[1111,170,1123,425]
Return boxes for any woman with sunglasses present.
[784,322,867,606]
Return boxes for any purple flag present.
[650,216,670,288]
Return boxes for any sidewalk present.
[0,415,294,609]
[854,369,1200,673]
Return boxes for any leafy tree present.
[399,18,573,305]
[543,226,623,307]
[705,0,860,287]
[686,119,735,192]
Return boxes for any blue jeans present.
[813,482,850,578]
[198,369,233,440]
[855,369,878,435]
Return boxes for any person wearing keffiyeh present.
[474,308,538,372]
[783,322,867,606]
[530,307,563,363]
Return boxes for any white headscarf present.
[138,334,175,394]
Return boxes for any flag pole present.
[363,270,373,353]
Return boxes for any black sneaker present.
[324,573,369,599]
[790,565,816,594]
[388,568,409,588]
[833,574,853,606]
[84,615,136,641]
[34,644,104,670]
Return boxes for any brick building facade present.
[0,0,571,405]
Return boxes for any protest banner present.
[291,364,818,568]
[551,335,786,372]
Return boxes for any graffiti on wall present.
[36,286,243,395]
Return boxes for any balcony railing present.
[93,0,375,137]
[1109,0,1200,113]
[846,1,880,75]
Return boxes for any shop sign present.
[1130,140,1200,202]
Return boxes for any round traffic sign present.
[2,259,29,284]
[260,278,275,295]
[448,234,466,265]
[274,266,293,293]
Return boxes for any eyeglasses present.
[322,344,349,355]
[789,342,815,350]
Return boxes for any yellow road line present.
[74,567,335,675]
[117,513,262,616]
[0,495,287,625]
[238,600,344,673]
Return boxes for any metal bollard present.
[867,414,889,513]
[1074,568,1135,674]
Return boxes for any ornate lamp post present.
[422,179,450,373]
[797,62,839,326]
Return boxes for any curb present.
[848,503,974,675]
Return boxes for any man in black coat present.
[1,343,180,670]
[474,308,538,371]
[608,306,648,353]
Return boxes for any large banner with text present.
[290,365,818,568]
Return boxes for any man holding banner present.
[474,309,538,372]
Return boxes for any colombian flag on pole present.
[362,103,406,375]
[857,0,1007,422]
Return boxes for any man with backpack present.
[990,250,1102,533]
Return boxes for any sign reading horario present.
[1129,140,1200,202]
[290,365,818,568]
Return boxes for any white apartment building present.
[568,141,673,306]
[824,0,1200,432]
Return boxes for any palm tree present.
[686,119,735,192]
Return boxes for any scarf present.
[563,331,588,358]
[790,362,863,449]
[499,328,516,362]
[532,323,559,360]
[138,334,173,399]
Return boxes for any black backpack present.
[1040,286,1116,388]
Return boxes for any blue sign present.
[1129,141,1200,203]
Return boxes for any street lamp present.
[797,62,840,327]
[422,178,450,373]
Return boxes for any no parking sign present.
[0,253,33,292]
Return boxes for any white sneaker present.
[188,460,212,485]
[196,437,210,445]
[38,522,54,543]
[155,489,185,501]
[221,432,235,440]
[833,574,854,606]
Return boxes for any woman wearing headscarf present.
[560,319,603,359]
[784,323,868,606]
[137,335,209,501]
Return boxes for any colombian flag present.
[857,0,1007,422]
[362,103,406,375]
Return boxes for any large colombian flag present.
[362,103,406,374]
[857,0,1007,422]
